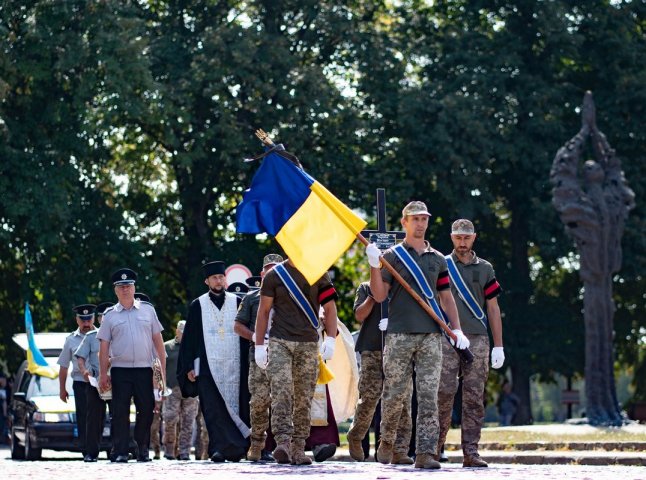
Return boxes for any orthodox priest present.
[177,260,251,462]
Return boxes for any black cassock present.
[177,295,250,460]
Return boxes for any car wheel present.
[25,426,42,461]
[10,428,26,460]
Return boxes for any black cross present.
[361,188,405,319]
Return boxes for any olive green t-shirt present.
[381,241,450,334]
[447,251,501,335]
[260,261,337,342]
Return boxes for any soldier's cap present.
[202,260,226,278]
[73,304,97,321]
[262,253,284,268]
[96,302,114,315]
[402,201,431,217]
[227,282,249,294]
[176,320,186,333]
[246,276,262,288]
[112,268,137,285]
[134,292,151,303]
[451,219,475,235]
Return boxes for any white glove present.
[320,336,336,361]
[366,243,381,268]
[378,317,388,331]
[251,332,257,343]
[450,329,470,350]
[491,347,505,369]
[254,345,268,370]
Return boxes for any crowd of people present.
[9,200,513,468]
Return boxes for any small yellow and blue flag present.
[236,147,366,284]
[25,302,58,379]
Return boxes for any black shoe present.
[178,454,190,461]
[312,444,337,462]
[137,454,152,462]
[226,455,242,462]
[83,454,98,463]
[114,455,129,463]
[210,451,225,462]
[439,451,449,462]
[260,450,275,462]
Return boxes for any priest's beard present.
[209,286,225,296]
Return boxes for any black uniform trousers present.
[72,381,88,455]
[85,383,108,458]
[111,367,154,456]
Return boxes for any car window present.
[18,370,31,393]
[28,374,73,397]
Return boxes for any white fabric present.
[491,347,505,369]
[450,329,470,350]
[326,322,360,423]
[310,383,329,426]
[366,243,381,268]
[378,317,388,331]
[199,292,241,414]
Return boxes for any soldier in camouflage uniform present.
[254,259,338,466]
[436,219,504,468]
[233,253,283,462]
[347,282,413,464]
[162,320,199,460]
[365,201,470,470]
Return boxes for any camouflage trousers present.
[437,333,489,456]
[162,385,199,456]
[194,409,209,460]
[248,356,271,444]
[150,401,162,453]
[348,350,412,455]
[266,337,319,448]
[381,332,442,456]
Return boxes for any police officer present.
[436,219,504,468]
[75,302,113,462]
[162,320,199,460]
[365,201,470,469]
[233,253,283,462]
[57,304,96,458]
[97,268,166,463]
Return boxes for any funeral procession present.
[1,3,645,480]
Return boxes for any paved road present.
[1,449,644,480]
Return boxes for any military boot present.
[247,440,264,462]
[346,432,365,461]
[391,451,414,465]
[463,452,488,468]
[290,442,312,466]
[272,441,292,464]
[376,441,394,464]
[414,454,441,469]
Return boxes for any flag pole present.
[355,233,474,364]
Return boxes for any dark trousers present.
[72,381,88,455]
[111,367,154,456]
[85,383,108,458]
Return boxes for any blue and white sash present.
[392,244,449,325]
[274,263,320,329]
[445,255,488,329]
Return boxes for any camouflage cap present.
[262,253,284,267]
[402,201,431,217]
[451,219,475,235]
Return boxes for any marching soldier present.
[162,320,199,460]
[436,219,504,468]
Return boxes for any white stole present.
[198,292,250,438]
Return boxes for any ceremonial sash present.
[274,264,320,329]
[445,255,488,329]
[391,244,449,325]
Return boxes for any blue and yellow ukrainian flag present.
[236,149,366,284]
[25,302,58,379]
